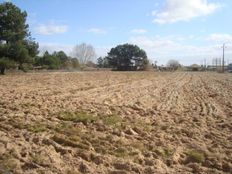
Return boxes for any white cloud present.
[152,0,221,24]
[130,29,147,34]
[129,36,232,65]
[207,33,232,43]
[35,23,68,35]
[87,28,107,35]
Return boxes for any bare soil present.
[0,72,231,174]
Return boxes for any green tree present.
[107,43,148,71]
[0,2,38,74]
[97,57,104,68]
[97,56,110,68]
[24,38,39,58]
[43,51,61,69]
[53,51,69,68]
[34,56,43,66]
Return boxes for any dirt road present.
[0,72,231,173]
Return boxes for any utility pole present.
[216,58,218,69]
[222,43,226,73]
[203,59,207,71]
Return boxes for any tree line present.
[0,2,150,74]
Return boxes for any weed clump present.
[102,114,122,127]
[185,150,205,163]
[10,119,47,133]
[26,123,47,133]
[58,111,96,125]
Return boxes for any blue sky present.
[2,0,232,65]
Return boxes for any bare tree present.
[166,59,180,71]
[72,43,96,65]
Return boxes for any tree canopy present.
[97,56,110,68]
[0,2,38,74]
[106,44,148,71]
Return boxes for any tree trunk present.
[0,67,5,75]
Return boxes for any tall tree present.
[0,2,38,74]
[72,43,96,65]
[107,43,148,71]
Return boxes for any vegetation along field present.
[0,72,231,174]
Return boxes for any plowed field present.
[0,72,231,173]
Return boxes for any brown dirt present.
[0,71,231,174]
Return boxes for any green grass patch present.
[153,147,173,159]
[186,150,205,163]
[10,119,47,133]
[54,122,81,136]
[26,122,47,133]
[58,111,96,125]
[102,114,123,127]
